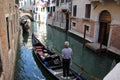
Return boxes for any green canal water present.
[45,24,119,80]
[14,23,46,80]
[14,21,119,80]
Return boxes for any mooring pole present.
[99,27,105,53]
[83,25,87,48]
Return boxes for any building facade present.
[47,0,120,55]
[19,0,34,10]
[0,0,20,80]
[32,0,48,23]
[47,0,58,25]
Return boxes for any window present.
[53,6,55,12]
[56,0,59,6]
[66,0,71,2]
[73,5,77,17]
[6,17,10,49]
[85,4,91,18]
[72,22,76,27]
[85,25,90,33]
[36,7,38,11]
[61,0,64,3]
[50,7,53,14]
[47,7,50,12]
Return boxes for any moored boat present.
[32,34,86,80]
[20,17,30,32]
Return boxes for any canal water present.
[13,27,46,80]
[46,25,119,80]
[14,21,119,80]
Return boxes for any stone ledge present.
[107,46,120,56]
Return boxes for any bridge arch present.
[20,12,34,21]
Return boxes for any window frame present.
[73,5,77,17]
[56,0,59,6]
[53,6,55,12]
[85,4,91,18]
[61,0,64,3]
[84,24,91,34]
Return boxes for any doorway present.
[98,10,111,46]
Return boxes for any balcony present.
[60,2,72,12]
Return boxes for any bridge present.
[19,9,34,21]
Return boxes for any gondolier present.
[61,41,73,79]
[32,34,85,80]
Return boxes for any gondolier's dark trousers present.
[62,59,70,77]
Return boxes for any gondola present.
[20,18,30,32]
[32,33,86,80]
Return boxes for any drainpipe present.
[65,0,72,41]
[69,0,72,30]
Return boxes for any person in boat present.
[61,41,73,79]
[24,22,30,30]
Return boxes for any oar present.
[72,61,99,80]
[54,47,99,80]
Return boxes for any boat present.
[20,17,30,32]
[32,34,86,80]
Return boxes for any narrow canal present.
[13,28,46,80]
[14,21,119,80]
[46,24,119,80]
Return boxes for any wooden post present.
[65,31,68,41]
[83,25,87,48]
[99,27,105,53]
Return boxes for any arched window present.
[99,10,111,23]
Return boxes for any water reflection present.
[14,21,118,80]
[14,45,45,80]
[14,22,46,80]
[22,30,29,44]
[46,25,117,80]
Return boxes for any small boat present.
[32,34,86,80]
[20,17,30,32]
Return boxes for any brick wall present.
[110,25,120,50]
[71,18,95,41]
[0,0,20,80]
